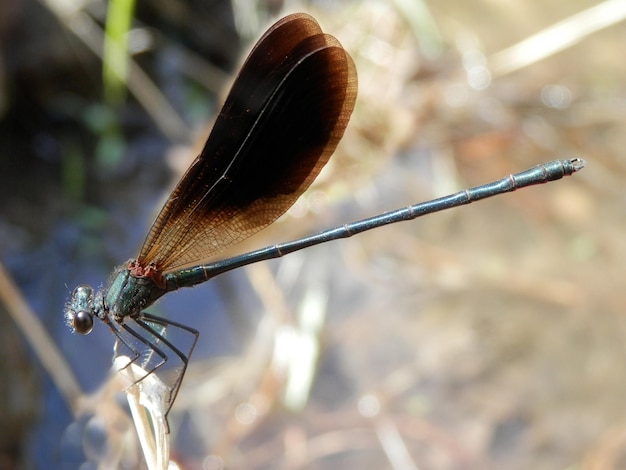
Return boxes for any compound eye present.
[73,310,94,335]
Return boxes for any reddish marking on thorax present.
[128,259,166,289]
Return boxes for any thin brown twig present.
[0,262,83,416]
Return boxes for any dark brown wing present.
[137,13,357,272]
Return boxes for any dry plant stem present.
[489,0,626,76]
[375,418,419,470]
[0,262,83,414]
[115,356,170,470]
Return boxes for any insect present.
[65,12,584,422]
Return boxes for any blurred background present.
[0,0,620,468]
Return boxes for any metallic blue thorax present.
[104,267,168,321]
